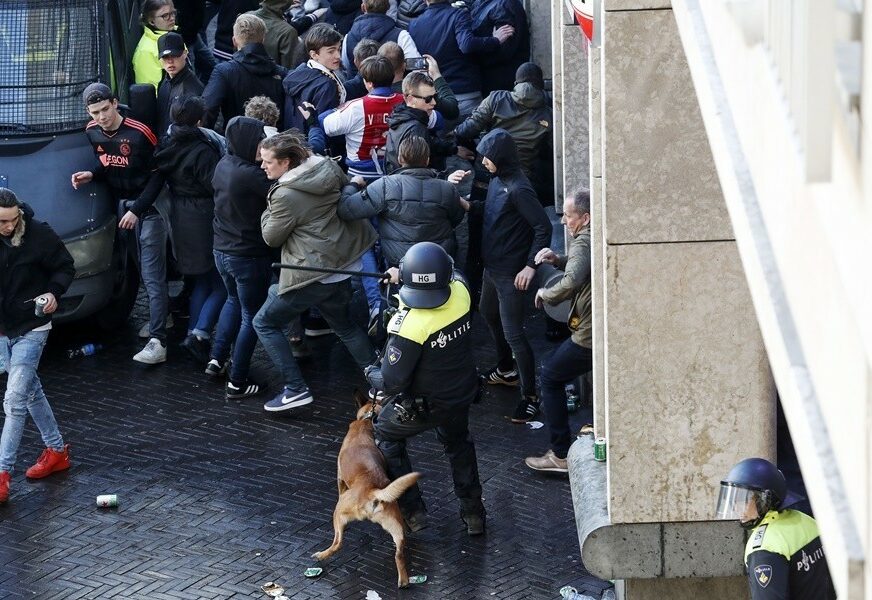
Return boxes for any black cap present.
[82,82,114,106]
[158,32,185,58]
[514,62,544,90]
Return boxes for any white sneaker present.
[133,338,167,364]
[138,314,174,338]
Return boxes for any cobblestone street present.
[0,299,608,599]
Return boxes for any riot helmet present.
[398,242,453,308]
[715,458,790,529]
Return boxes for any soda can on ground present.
[34,296,48,316]
[96,494,118,508]
[594,437,607,462]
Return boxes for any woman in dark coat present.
[152,95,226,363]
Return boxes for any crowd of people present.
[0,0,594,527]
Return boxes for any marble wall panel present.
[552,0,565,203]
[562,24,590,196]
[602,9,731,244]
[591,176,606,435]
[528,0,553,78]
[590,46,602,179]
[605,241,775,523]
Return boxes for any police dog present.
[313,390,420,588]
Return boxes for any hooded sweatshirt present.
[261,155,377,294]
[455,81,552,177]
[0,203,75,338]
[203,42,287,131]
[475,128,551,276]
[212,116,273,257]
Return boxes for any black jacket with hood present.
[0,203,75,338]
[283,62,344,133]
[203,43,287,131]
[475,128,551,276]
[212,116,273,258]
[470,0,530,95]
[385,104,456,173]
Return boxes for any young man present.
[282,23,346,133]
[319,56,404,179]
[70,84,169,365]
[525,189,591,473]
[156,31,205,137]
[0,188,76,504]
[343,38,381,101]
[341,0,420,76]
[202,13,287,131]
[384,71,451,173]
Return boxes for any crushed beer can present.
[34,296,48,316]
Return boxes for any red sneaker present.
[0,471,10,503]
[25,445,71,479]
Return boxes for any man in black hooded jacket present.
[469,128,551,424]
[203,13,288,131]
[385,71,453,173]
[0,190,76,504]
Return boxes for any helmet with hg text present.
[398,242,453,309]
[715,457,801,529]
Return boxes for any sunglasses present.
[407,93,437,104]
[155,9,177,20]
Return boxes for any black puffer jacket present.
[396,0,426,29]
[212,116,273,258]
[202,43,287,131]
[475,128,551,276]
[337,167,465,266]
[385,104,456,173]
[0,203,75,338]
[154,125,223,274]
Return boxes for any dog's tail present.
[373,472,421,503]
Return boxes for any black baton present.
[271,263,392,280]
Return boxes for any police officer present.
[365,242,486,535]
[716,458,836,600]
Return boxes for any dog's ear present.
[353,388,369,408]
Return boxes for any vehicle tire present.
[95,247,140,331]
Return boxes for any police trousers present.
[374,399,484,517]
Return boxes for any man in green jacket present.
[248,0,308,69]
[252,132,379,412]
[524,188,591,474]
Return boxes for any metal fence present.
[0,0,102,136]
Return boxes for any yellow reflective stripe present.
[744,510,821,563]
[395,281,470,345]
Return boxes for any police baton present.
[271,263,392,280]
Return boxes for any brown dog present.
[313,390,420,588]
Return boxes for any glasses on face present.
[155,9,177,20]
[407,93,437,104]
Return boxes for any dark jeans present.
[479,269,537,396]
[253,280,375,391]
[375,400,483,517]
[189,268,227,338]
[541,339,593,459]
[211,251,272,382]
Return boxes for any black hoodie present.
[203,43,287,131]
[475,128,551,276]
[385,104,456,173]
[0,203,75,338]
[212,117,273,257]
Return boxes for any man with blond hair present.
[203,13,288,131]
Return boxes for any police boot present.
[460,500,486,536]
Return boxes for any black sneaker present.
[204,358,229,377]
[180,334,210,364]
[226,379,261,399]
[481,365,520,387]
[511,395,540,424]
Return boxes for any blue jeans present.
[253,280,376,391]
[360,249,381,313]
[541,339,593,459]
[138,213,169,342]
[0,330,64,473]
[189,268,227,338]
[212,251,272,382]
[479,269,537,396]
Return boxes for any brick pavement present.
[0,298,610,600]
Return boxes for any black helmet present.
[398,242,453,309]
[715,458,793,529]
